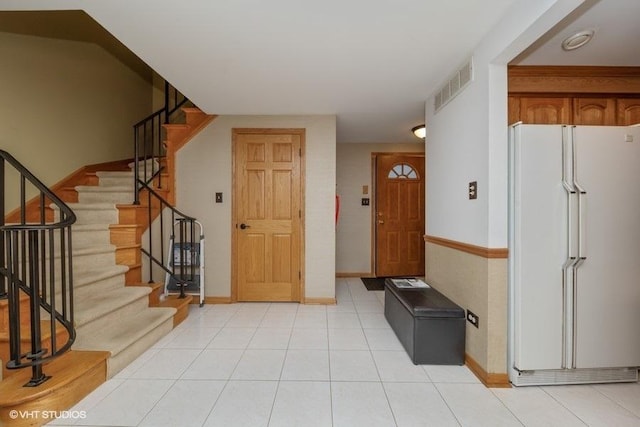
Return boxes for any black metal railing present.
[133,81,200,299]
[137,183,199,298]
[133,81,188,205]
[0,150,76,387]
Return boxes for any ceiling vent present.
[434,58,474,113]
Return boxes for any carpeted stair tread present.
[73,286,150,328]
[58,202,117,210]
[96,171,135,177]
[52,202,119,225]
[75,185,134,192]
[73,307,176,356]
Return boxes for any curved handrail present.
[0,150,76,227]
[0,149,76,386]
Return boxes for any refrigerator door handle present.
[562,126,578,260]
[571,257,586,369]
[576,188,587,261]
[571,126,588,262]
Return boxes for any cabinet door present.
[508,96,521,125]
[617,98,640,125]
[519,97,571,124]
[573,98,616,125]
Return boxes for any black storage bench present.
[384,279,465,365]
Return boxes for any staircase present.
[54,160,177,378]
[0,104,215,426]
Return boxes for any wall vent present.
[434,57,474,113]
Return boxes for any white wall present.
[426,0,584,248]
[176,115,337,300]
[336,142,424,275]
[424,0,585,374]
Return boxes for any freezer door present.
[511,124,569,371]
[573,126,640,368]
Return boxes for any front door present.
[375,153,425,277]
[233,129,303,302]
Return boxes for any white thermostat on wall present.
[625,134,634,143]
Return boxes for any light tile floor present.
[48,278,640,426]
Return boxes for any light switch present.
[469,182,477,200]
[215,192,223,203]
[362,185,369,195]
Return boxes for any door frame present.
[371,152,426,277]
[231,128,306,302]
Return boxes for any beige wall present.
[425,242,507,374]
[336,143,425,275]
[0,31,152,212]
[176,115,337,300]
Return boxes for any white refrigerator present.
[508,124,640,386]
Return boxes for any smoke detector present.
[561,29,595,51]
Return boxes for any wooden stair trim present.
[0,350,108,417]
[0,321,70,379]
[159,294,193,327]
[164,112,217,205]
[165,114,217,154]
[0,293,31,332]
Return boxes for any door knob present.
[240,223,251,230]
[378,220,384,224]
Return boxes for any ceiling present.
[0,0,637,143]
[513,0,640,66]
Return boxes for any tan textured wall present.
[425,242,507,374]
[336,143,425,275]
[0,31,152,212]
[176,115,337,300]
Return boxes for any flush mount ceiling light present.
[561,29,595,51]
[412,124,426,139]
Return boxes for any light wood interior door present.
[375,154,425,277]
[233,129,303,301]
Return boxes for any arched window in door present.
[387,163,419,179]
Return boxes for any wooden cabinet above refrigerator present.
[508,66,640,126]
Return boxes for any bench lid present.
[386,281,464,318]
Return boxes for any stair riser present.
[73,273,126,297]
[71,229,112,248]
[78,191,134,205]
[46,269,126,299]
[98,176,134,187]
[110,226,143,247]
[57,208,119,225]
[45,226,111,250]
[48,280,124,317]
[104,317,173,378]
[75,292,150,333]
[19,250,117,280]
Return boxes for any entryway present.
[374,153,425,277]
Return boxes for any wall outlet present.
[468,181,477,200]
[466,310,479,328]
[361,198,370,206]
